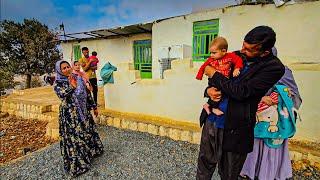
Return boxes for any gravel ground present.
[1,125,318,180]
[292,161,320,180]
[0,126,219,180]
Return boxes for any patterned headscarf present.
[55,60,70,82]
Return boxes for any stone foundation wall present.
[98,115,201,144]
[0,101,59,140]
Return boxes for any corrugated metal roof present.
[58,12,189,43]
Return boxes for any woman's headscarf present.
[278,66,302,109]
[55,60,70,82]
[55,60,88,122]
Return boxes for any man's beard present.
[246,56,261,62]
[238,52,260,62]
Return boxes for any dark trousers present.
[89,78,98,104]
[196,121,247,180]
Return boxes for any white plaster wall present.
[293,70,320,142]
[152,2,320,79]
[105,59,320,142]
[104,59,207,122]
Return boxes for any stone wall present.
[0,100,59,140]
[98,109,201,144]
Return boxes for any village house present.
[60,1,320,142]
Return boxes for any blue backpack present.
[254,84,297,148]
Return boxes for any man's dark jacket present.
[201,51,285,153]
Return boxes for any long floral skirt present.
[59,106,104,177]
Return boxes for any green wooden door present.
[133,40,152,79]
[193,19,219,61]
[73,45,82,61]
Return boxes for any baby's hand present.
[69,77,77,88]
[261,96,273,106]
[233,68,240,77]
[203,103,211,115]
[90,58,98,63]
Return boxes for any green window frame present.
[192,19,219,61]
[133,40,152,79]
[73,45,82,61]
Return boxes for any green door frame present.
[133,40,152,79]
[192,19,219,62]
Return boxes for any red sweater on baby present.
[196,52,243,80]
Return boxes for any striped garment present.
[257,92,279,112]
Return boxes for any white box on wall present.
[158,44,192,78]
[158,44,192,60]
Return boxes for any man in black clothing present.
[196,26,285,180]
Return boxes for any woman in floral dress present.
[54,60,104,177]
